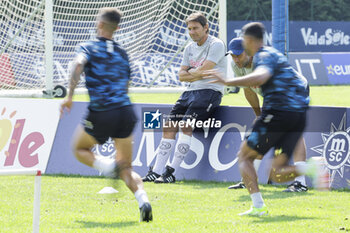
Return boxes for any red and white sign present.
[0,98,61,172]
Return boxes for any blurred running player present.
[204,22,329,216]
[227,37,308,193]
[60,7,152,222]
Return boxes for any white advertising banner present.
[0,98,61,173]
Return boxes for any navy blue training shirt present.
[76,37,131,111]
[253,46,310,112]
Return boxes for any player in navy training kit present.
[60,7,152,222]
[227,37,309,193]
[204,22,329,216]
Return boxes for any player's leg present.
[155,89,222,183]
[143,121,179,182]
[168,89,222,174]
[269,112,329,190]
[169,123,192,171]
[113,135,152,222]
[229,116,265,190]
[238,141,268,216]
[143,122,179,182]
[72,125,115,175]
[114,135,142,192]
[283,137,308,192]
[142,92,190,182]
[268,115,305,183]
[111,105,152,222]
[238,142,260,194]
[154,124,191,183]
[239,109,292,216]
[269,152,299,183]
[269,140,327,187]
[229,154,262,189]
[148,121,179,177]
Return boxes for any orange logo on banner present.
[0,54,15,88]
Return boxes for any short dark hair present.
[242,22,265,40]
[98,7,122,28]
[185,12,209,33]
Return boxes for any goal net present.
[0,0,222,97]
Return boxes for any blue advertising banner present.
[227,21,273,46]
[227,21,350,52]
[321,53,350,85]
[305,107,350,189]
[288,52,350,85]
[47,103,350,189]
[8,51,350,87]
[288,53,329,85]
[290,21,350,52]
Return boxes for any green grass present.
[0,175,349,233]
[73,85,350,107]
[5,85,347,232]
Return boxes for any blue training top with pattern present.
[76,37,131,111]
[253,46,310,112]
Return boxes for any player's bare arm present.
[179,60,216,82]
[60,56,87,115]
[243,87,261,117]
[204,66,271,87]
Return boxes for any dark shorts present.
[246,109,307,158]
[168,89,222,122]
[83,105,137,144]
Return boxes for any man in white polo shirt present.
[142,12,227,183]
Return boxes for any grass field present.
[1,85,349,233]
[0,175,349,233]
[72,85,350,107]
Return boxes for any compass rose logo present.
[311,113,350,187]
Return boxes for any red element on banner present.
[0,54,15,88]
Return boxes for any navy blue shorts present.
[168,89,222,122]
[246,109,307,158]
[83,105,137,144]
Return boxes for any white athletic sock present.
[253,159,262,172]
[93,157,115,175]
[134,189,150,208]
[250,192,265,208]
[170,134,192,172]
[294,161,307,186]
[153,138,176,175]
[295,161,308,175]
